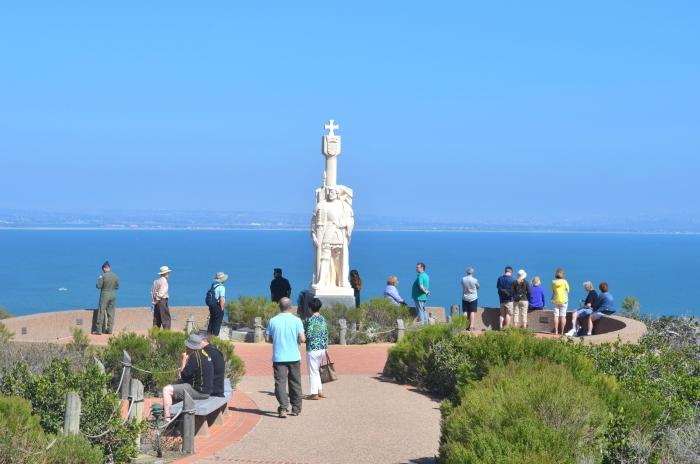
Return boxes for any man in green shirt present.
[411,262,430,324]
[94,261,120,335]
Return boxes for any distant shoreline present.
[0,226,698,235]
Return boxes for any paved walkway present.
[177,343,441,464]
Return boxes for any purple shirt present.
[384,285,403,305]
[529,285,546,308]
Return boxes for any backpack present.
[205,283,222,308]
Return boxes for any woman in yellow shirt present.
[551,268,570,335]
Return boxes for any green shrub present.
[209,335,246,388]
[226,296,279,328]
[0,342,88,381]
[0,321,13,343]
[0,305,12,319]
[44,434,104,464]
[319,302,363,344]
[438,360,607,464]
[620,295,641,319]
[98,331,157,393]
[360,297,412,342]
[147,327,188,387]
[0,359,145,463]
[66,327,91,353]
[296,290,309,316]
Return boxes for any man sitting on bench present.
[181,330,226,397]
[163,333,213,420]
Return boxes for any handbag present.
[319,352,338,383]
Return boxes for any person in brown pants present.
[151,266,172,330]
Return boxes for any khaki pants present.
[513,300,529,324]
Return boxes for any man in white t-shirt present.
[461,267,480,331]
[265,297,306,418]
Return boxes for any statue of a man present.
[311,186,354,289]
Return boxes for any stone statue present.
[309,120,355,293]
[311,185,354,289]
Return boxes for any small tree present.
[0,305,13,320]
[66,327,91,353]
[621,296,641,319]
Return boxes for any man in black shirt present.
[270,268,292,303]
[162,333,213,420]
[196,330,226,397]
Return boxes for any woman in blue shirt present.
[304,297,328,400]
[528,276,546,310]
[570,282,614,336]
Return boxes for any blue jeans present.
[414,299,427,324]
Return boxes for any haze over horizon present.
[1,2,699,224]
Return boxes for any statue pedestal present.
[303,287,356,318]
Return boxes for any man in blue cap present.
[94,261,120,335]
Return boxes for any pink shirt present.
[151,276,169,305]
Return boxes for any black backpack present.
[205,283,222,308]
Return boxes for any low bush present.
[360,297,412,342]
[0,342,88,381]
[66,327,91,353]
[0,395,103,463]
[0,359,145,463]
[320,303,364,344]
[209,335,246,388]
[0,321,13,343]
[0,305,12,319]
[226,295,279,328]
[439,360,608,464]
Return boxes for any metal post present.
[182,391,195,453]
[253,317,262,343]
[63,392,81,436]
[186,314,195,334]
[121,350,131,400]
[396,319,405,342]
[339,319,347,345]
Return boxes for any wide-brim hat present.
[185,334,202,350]
[214,272,228,283]
[517,269,527,279]
[158,266,172,275]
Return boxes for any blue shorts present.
[462,299,478,314]
[577,308,607,319]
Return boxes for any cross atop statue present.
[324,120,339,137]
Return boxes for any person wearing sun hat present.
[510,269,531,329]
[151,266,172,330]
[162,333,213,420]
[207,272,228,336]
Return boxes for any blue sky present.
[1,1,698,223]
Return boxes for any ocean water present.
[0,230,698,317]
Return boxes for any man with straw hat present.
[151,265,172,330]
[207,271,228,336]
[162,333,213,421]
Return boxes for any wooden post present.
[121,350,131,400]
[186,314,195,334]
[253,317,262,343]
[182,391,195,453]
[129,379,144,449]
[63,392,81,436]
[339,319,347,345]
[428,312,436,326]
[93,357,107,396]
[396,319,405,342]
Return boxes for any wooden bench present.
[170,378,233,437]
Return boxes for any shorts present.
[500,302,514,316]
[172,383,210,402]
[513,300,528,324]
[577,308,607,320]
[462,299,478,313]
[552,303,568,317]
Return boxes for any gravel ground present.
[195,374,441,464]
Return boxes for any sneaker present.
[278,409,287,418]
[289,411,299,416]
[318,391,324,398]
[305,394,319,400]
[585,332,592,337]
[565,329,576,337]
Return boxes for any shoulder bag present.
[319,352,339,383]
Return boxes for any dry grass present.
[0,341,89,379]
